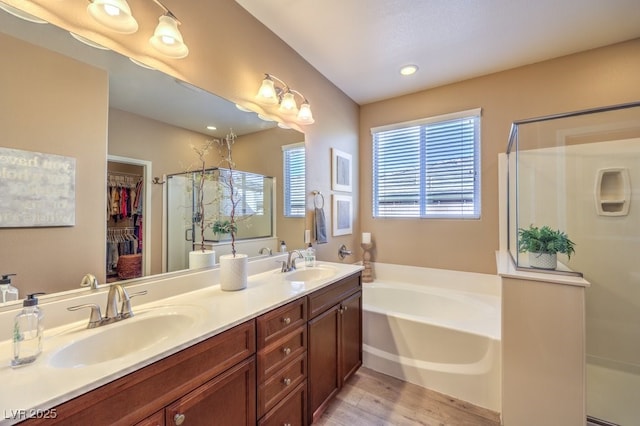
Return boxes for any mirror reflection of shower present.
[164,168,275,272]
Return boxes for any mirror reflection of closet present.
[106,158,149,282]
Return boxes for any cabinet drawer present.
[258,381,307,426]
[258,353,306,417]
[166,356,256,426]
[134,411,164,426]
[23,320,256,425]
[258,326,306,383]
[308,274,361,319]
[257,298,306,347]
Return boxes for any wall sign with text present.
[0,147,76,227]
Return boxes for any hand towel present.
[315,207,328,244]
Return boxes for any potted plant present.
[216,130,248,291]
[518,225,575,270]
[188,139,218,270]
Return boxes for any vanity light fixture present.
[86,0,189,58]
[149,10,188,59]
[255,74,315,125]
[87,0,138,34]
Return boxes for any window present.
[283,143,306,217]
[372,108,481,219]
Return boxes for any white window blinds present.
[372,109,481,219]
[283,143,306,218]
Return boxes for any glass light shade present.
[279,92,299,115]
[297,102,315,124]
[256,78,278,105]
[149,15,189,59]
[87,0,138,34]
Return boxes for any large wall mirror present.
[0,7,305,300]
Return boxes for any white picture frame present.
[331,148,352,192]
[332,194,353,236]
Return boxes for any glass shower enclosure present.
[506,101,640,425]
[165,168,274,272]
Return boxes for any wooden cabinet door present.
[165,356,256,426]
[340,290,362,385]
[307,304,340,423]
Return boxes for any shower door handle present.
[185,228,193,241]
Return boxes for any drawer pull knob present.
[283,377,292,386]
[284,424,291,426]
[282,317,291,325]
[343,305,348,312]
[174,413,186,426]
[282,347,291,355]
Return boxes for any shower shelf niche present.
[595,167,630,216]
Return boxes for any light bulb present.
[256,77,278,105]
[279,92,298,115]
[150,15,189,58]
[87,0,138,34]
[297,102,314,124]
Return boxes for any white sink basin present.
[284,265,338,283]
[48,306,202,368]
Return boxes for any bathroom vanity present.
[0,260,362,425]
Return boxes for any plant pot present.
[189,249,216,270]
[219,253,248,291]
[528,252,557,270]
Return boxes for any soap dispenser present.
[0,274,19,303]
[280,241,287,253]
[305,243,316,267]
[12,293,45,368]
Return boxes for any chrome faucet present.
[259,247,273,256]
[105,284,128,321]
[80,273,99,289]
[283,250,304,272]
[68,284,147,329]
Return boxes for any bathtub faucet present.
[338,244,352,260]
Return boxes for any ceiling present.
[236,0,640,105]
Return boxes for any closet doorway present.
[107,155,152,282]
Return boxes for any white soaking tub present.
[362,263,501,412]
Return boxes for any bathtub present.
[362,263,501,412]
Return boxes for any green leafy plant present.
[518,225,575,259]
[212,219,237,236]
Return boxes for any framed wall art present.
[332,194,353,236]
[331,148,352,192]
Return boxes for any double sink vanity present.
[0,255,363,425]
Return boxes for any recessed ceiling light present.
[400,65,419,76]
[206,125,217,131]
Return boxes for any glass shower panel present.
[506,102,640,425]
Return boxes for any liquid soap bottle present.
[305,243,316,267]
[0,274,19,303]
[12,293,44,368]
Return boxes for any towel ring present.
[312,190,325,209]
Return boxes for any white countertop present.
[0,260,362,424]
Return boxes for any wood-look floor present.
[315,367,501,426]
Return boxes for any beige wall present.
[0,33,108,296]
[234,128,306,250]
[10,0,360,269]
[360,38,640,274]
